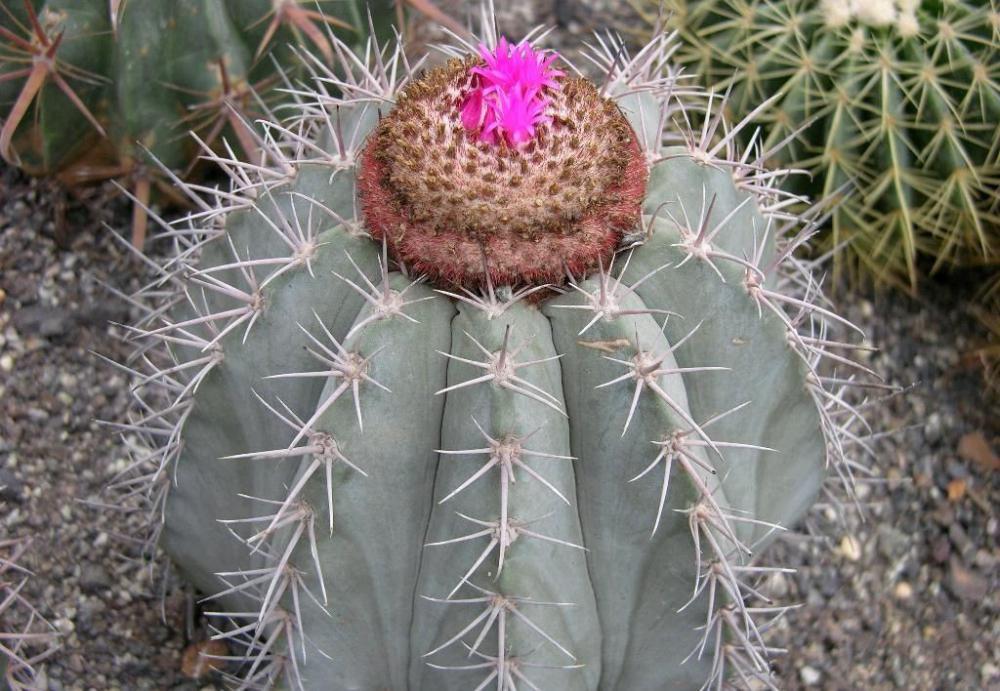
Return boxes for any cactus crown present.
[360,39,648,288]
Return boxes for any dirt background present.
[1,2,998,690]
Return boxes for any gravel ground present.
[0,170,195,690]
[1,4,998,689]
[769,288,1000,691]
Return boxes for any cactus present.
[0,0,458,247]
[111,7,875,689]
[631,0,1000,291]
[0,537,59,690]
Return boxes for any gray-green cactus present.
[112,8,873,689]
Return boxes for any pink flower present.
[472,37,563,97]
[481,86,551,147]
[461,37,563,148]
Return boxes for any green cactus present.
[111,9,874,689]
[0,0,451,246]
[1,537,58,690]
[632,0,1000,291]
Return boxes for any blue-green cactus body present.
[122,19,864,691]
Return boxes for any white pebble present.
[800,665,822,686]
[838,534,863,561]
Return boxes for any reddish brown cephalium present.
[359,48,648,290]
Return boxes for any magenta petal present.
[462,36,562,146]
[461,89,486,131]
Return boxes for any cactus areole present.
[118,11,872,691]
[360,39,648,287]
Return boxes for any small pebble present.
[923,413,942,444]
[800,665,822,686]
[79,563,112,593]
[948,558,989,601]
[766,571,789,599]
[877,525,909,560]
[837,535,863,562]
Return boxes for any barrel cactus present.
[112,7,873,689]
[0,0,454,246]
[633,0,1000,291]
